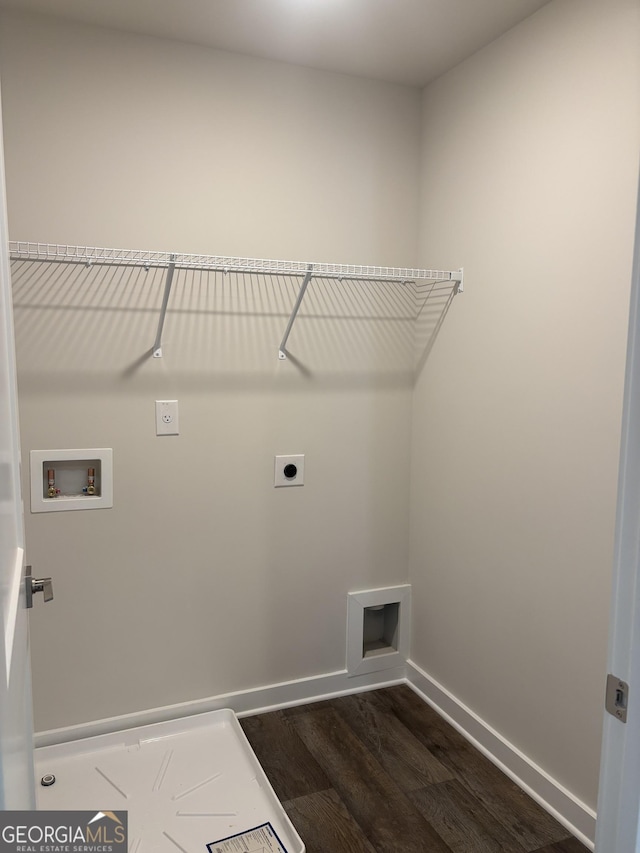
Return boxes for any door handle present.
[25,565,54,608]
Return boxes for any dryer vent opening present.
[347,585,411,678]
[363,602,400,658]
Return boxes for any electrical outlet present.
[155,400,179,436]
[274,454,305,487]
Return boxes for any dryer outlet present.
[274,454,305,487]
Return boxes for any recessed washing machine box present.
[30,449,113,512]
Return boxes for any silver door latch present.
[605,674,629,723]
[25,565,54,608]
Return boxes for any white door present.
[594,180,640,852]
[0,87,36,809]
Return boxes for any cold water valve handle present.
[25,565,54,608]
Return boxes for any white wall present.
[411,0,640,811]
[0,10,421,731]
[0,12,421,265]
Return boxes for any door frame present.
[0,80,36,809]
[594,177,640,851]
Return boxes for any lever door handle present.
[32,577,54,602]
[25,566,54,608]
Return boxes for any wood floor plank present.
[329,691,455,791]
[290,704,454,852]
[408,779,528,853]
[529,840,590,853]
[283,789,377,853]
[375,685,570,850]
[240,709,331,801]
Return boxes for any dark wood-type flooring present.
[240,684,589,853]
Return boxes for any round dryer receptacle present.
[283,464,298,479]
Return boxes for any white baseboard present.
[405,659,596,849]
[34,665,407,749]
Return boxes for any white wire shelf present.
[9,241,463,359]
[9,242,461,283]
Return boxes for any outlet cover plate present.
[156,400,179,435]
[274,454,305,487]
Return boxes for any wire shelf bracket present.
[278,263,313,360]
[8,242,464,361]
[152,253,177,358]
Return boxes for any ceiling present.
[0,0,552,87]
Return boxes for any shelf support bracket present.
[153,254,177,358]
[278,264,313,360]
